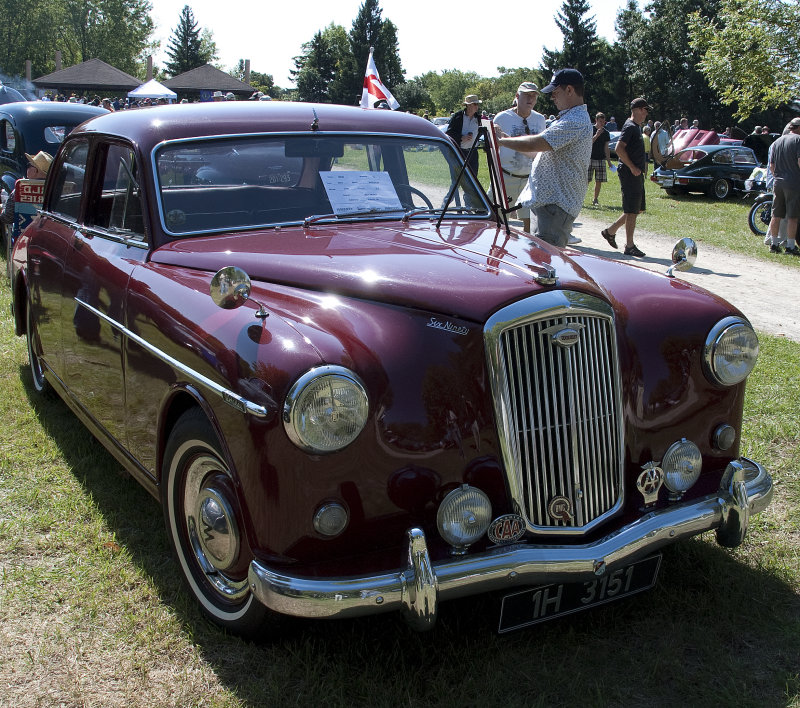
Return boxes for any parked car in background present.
[10,102,772,637]
[607,130,621,158]
[432,116,450,132]
[1,101,107,256]
[651,143,759,199]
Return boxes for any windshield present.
[154,134,489,236]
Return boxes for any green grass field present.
[1,196,798,705]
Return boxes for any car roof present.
[73,102,447,151]
[0,101,108,121]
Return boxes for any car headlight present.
[437,485,492,554]
[661,438,702,499]
[704,317,758,386]
[283,366,369,453]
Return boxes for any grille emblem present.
[541,322,585,348]
[548,496,574,523]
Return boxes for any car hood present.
[150,220,729,323]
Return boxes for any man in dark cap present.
[600,97,650,258]
[494,68,592,247]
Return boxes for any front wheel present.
[710,178,731,200]
[162,408,277,637]
[748,198,772,236]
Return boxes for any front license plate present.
[498,555,661,633]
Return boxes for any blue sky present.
[150,0,625,87]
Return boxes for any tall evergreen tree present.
[164,5,211,76]
[343,0,405,105]
[540,0,603,110]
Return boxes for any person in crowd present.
[679,117,689,130]
[743,126,769,164]
[0,151,53,227]
[692,119,700,128]
[212,91,224,102]
[600,97,650,258]
[446,95,483,175]
[587,112,614,206]
[766,116,800,255]
[606,115,617,131]
[493,82,546,233]
[495,68,592,247]
[642,124,652,174]
[101,98,113,111]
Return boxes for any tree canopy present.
[688,0,800,120]
[0,0,154,79]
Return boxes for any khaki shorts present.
[773,182,800,219]
[503,173,531,219]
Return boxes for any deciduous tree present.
[688,0,800,120]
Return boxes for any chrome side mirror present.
[666,238,697,278]
[210,266,268,318]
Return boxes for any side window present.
[712,150,732,165]
[92,143,145,239]
[48,139,89,221]
[3,120,15,152]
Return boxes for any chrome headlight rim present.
[703,316,759,387]
[283,365,369,454]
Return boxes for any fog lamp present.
[662,438,702,499]
[436,485,492,554]
[313,502,349,537]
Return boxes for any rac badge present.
[548,496,574,523]
[487,514,526,544]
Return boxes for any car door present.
[26,138,91,384]
[60,140,148,449]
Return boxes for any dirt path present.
[563,213,800,343]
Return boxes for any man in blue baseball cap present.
[495,68,592,247]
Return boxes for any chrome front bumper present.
[248,458,772,631]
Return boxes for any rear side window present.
[90,143,145,240]
[48,139,89,221]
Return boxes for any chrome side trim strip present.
[74,297,272,419]
[248,458,772,629]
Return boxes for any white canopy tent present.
[127,79,177,101]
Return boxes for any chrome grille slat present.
[485,293,624,536]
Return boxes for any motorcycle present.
[748,191,772,236]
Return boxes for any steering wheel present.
[398,184,433,210]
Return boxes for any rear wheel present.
[748,199,772,236]
[26,299,50,394]
[162,408,277,637]
[710,178,730,200]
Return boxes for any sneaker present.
[770,244,783,254]
[785,245,800,255]
[568,234,582,244]
[624,244,646,257]
[592,199,599,206]
[601,228,618,249]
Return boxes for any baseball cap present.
[630,97,650,110]
[540,68,584,94]
[517,82,539,94]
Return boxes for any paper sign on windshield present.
[320,171,403,215]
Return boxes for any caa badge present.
[487,514,526,544]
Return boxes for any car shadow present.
[21,365,800,706]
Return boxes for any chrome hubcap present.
[183,452,248,601]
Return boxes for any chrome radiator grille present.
[485,293,623,534]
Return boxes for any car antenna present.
[311,108,319,131]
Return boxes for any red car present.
[10,102,772,636]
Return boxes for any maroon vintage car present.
[10,102,772,636]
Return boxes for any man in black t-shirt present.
[587,112,614,205]
[600,97,650,258]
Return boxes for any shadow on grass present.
[23,365,800,707]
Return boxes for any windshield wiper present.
[401,206,482,222]
[303,208,405,227]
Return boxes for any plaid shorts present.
[588,159,607,183]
